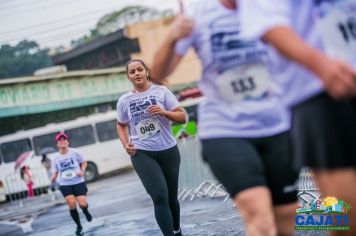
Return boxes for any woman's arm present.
[148,106,186,124]
[50,172,58,183]
[151,14,194,82]
[116,122,136,156]
[263,26,356,99]
[79,161,87,177]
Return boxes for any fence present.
[176,137,319,202]
[4,167,60,204]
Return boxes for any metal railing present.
[176,137,319,202]
[4,167,60,204]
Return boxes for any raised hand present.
[168,0,195,41]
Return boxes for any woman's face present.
[127,61,148,88]
[57,138,69,150]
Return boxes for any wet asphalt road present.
[0,170,326,236]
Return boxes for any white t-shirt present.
[239,0,356,106]
[52,148,85,186]
[175,0,290,139]
[116,84,179,151]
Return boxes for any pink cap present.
[55,132,68,141]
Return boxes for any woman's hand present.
[313,55,356,99]
[148,105,167,116]
[125,142,136,156]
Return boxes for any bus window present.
[96,120,118,142]
[33,132,58,155]
[65,125,95,148]
[0,139,32,163]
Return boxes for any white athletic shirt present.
[239,0,356,106]
[116,84,179,151]
[52,148,85,186]
[175,0,290,139]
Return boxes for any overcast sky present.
[0,0,180,49]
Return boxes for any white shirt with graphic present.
[239,0,356,106]
[116,84,179,151]
[52,148,86,186]
[175,0,290,139]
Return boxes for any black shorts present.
[59,182,88,197]
[202,132,298,205]
[291,93,356,169]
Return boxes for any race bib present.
[215,62,270,103]
[314,0,356,64]
[135,118,161,140]
[61,169,76,180]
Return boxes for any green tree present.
[0,40,53,79]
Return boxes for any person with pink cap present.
[50,132,92,236]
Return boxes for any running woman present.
[151,1,299,235]
[50,132,92,236]
[239,0,356,235]
[116,59,186,236]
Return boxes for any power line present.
[0,0,171,17]
[1,24,94,45]
[0,6,119,35]
[0,0,84,17]
[36,27,96,44]
[1,19,97,42]
[0,0,18,3]
[0,0,176,47]
[0,0,56,10]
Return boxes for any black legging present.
[131,145,181,236]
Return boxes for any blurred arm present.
[151,14,194,82]
[263,26,356,98]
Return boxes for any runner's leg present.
[258,132,298,235]
[75,183,92,222]
[60,185,82,234]
[157,146,181,233]
[314,169,356,236]
[131,150,174,236]
[202,138,276,236]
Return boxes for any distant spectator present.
[20,165,34,198]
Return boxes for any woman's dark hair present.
[20,166,25,180]
[125,59,151,80]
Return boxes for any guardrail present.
[176,137,319,202]
[4,167,57,204]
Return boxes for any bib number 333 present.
[135,118,161,140]
[216,62,270,103]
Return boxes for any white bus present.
[0,110,132,200]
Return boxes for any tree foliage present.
[0,40,53,79]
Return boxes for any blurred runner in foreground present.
[151,1,299,235]
[239,0,356,235]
